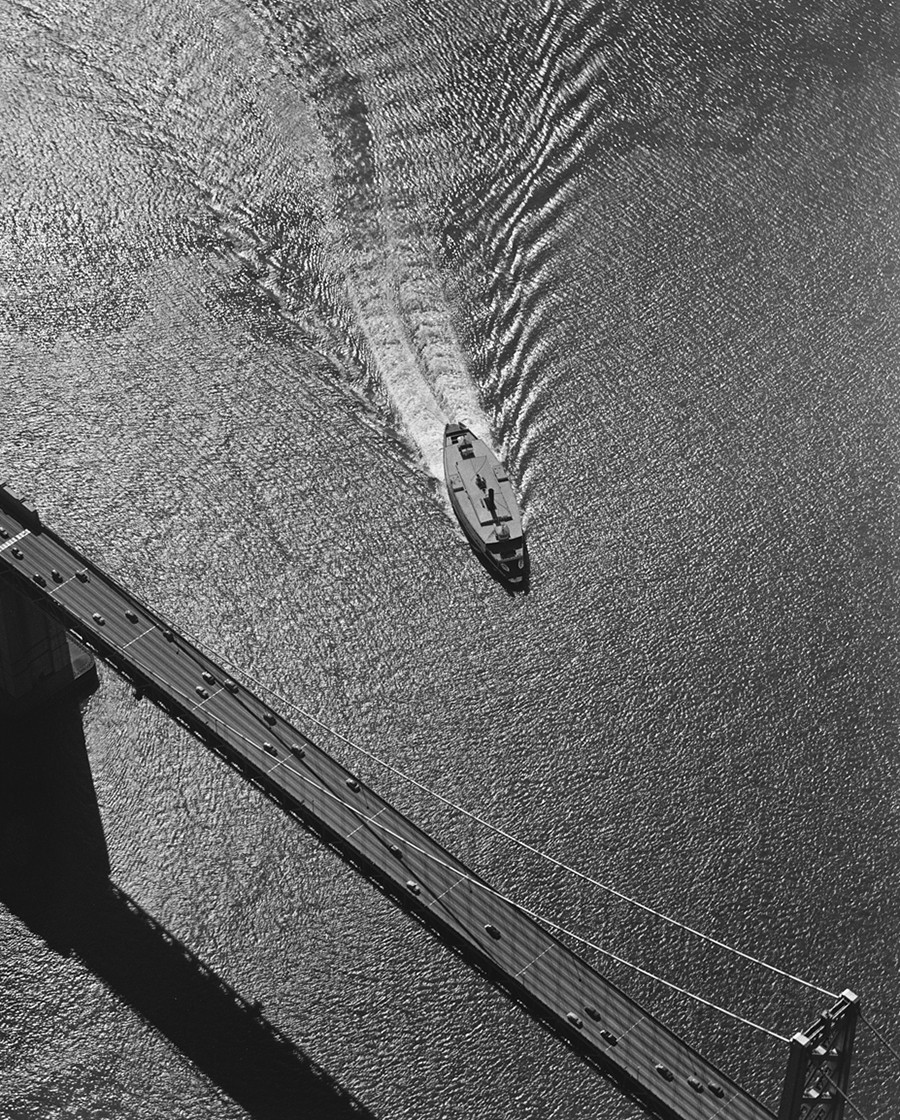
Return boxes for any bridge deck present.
[0,498,774,1120]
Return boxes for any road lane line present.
[345,805,386,840]
[426,874,467,907]
[615,1014,646,1043]
[122,625,155,650]
[48,573,82,597]
[513,946,551,980]
[191,685,225,712]
[0,529,30,552]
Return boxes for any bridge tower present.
[0,488,96,714]
[778,990,860,1120]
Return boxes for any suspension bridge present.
[0,484,874,1119]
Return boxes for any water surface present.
[1,2,897,1117]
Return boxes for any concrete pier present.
[0,575,97,715]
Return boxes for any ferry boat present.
[443,423,527,584]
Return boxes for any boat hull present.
[443,423,526,584]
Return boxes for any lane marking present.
[615,1015,646,1045]
[192,685,225,712]
[0,529,30,553]
[426,874,466,908]
[122,625,155,651]
[514,946,551,980]
[345,805,386,841]
[49,572,82,597]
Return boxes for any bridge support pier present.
[0,574,97,716]
[777,989,860,1120]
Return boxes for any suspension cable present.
[154,670,789,1043]
[64,549,836,1005]
[156,613,838,1001]
[861,1010,900,1069]
[821,1073,874,1120]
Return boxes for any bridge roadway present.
[0,495,775,1120]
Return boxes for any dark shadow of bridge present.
[0,699,377,1120]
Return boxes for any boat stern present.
[486,533,528,584]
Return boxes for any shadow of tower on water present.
[1,698,377,1120]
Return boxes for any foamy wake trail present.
[396,266,492,448]
[347,281,445,478]
[347,233,494,484]
[257,7,496,490]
